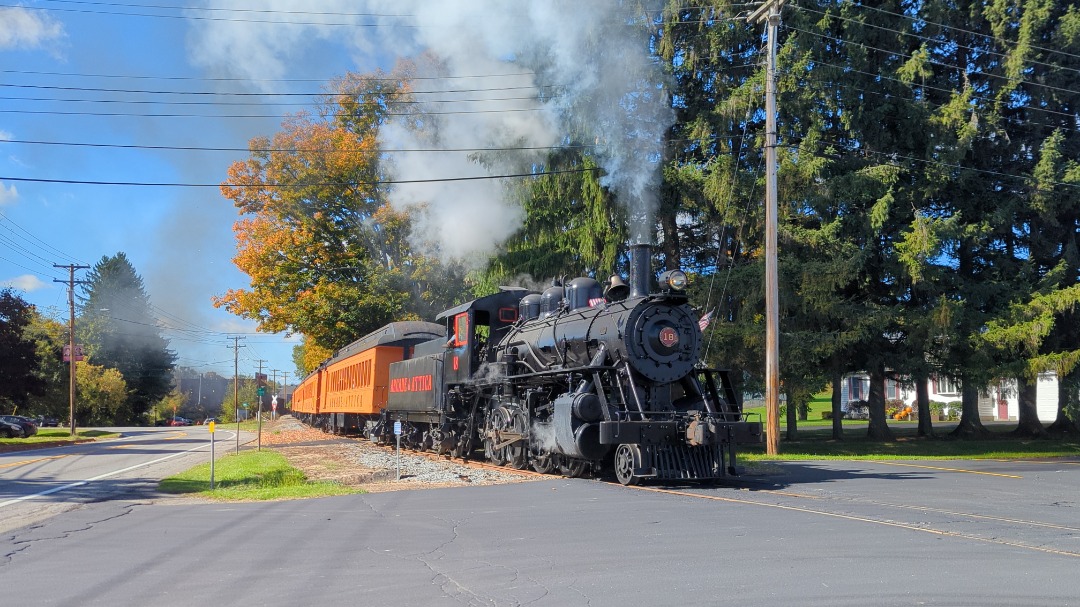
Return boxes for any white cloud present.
[0,130,11,141]
[0,7,65,50]
[0,180,17,206]
[2,274,50,292]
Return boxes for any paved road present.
[0,426,246,532]
[3,455,1079,606]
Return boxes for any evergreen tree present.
[0,288,46,412]
[78,252,176,424]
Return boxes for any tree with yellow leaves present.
[216,66,467,360]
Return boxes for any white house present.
[838,372,1063,423]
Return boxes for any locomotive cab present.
[436,287,532,383]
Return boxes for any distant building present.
[839,372,1063,422]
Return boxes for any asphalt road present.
[2,449,1079,606]
[0,426,246,532]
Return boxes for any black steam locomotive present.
[369,244,761,485]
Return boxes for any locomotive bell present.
[605,275,630,302]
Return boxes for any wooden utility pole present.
[54,263,89,437]
[228,336,245,454]
[749,0,784,455]
[281,371,289,418]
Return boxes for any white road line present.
[0,432,237,509]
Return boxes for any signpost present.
[394,420,402,481]
[237,403,248,455]
[208,421,216,490]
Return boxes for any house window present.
[886,379,898,400]
[849,377,862,400]
[935,376,960,395]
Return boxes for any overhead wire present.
[0,137,598,154]
[0,166,602,187]
[782,23,1080,102]
[792,4,1080,79]
[0,210,86,265]
[847,2,1080,65]
[4,2,420,27]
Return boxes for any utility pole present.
[228,336,245,454]
[280,371,288,419]
[54,263,89,437]
[749,0,784,455]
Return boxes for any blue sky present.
[0,2,378,380]
[1,1,670,383]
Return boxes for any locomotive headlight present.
[659,270,688,291]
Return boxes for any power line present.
[0,137,594,154]
[0,82,555,97]
[0,210,85,264]
[0,68,540,83]
[0,93,555,107]
[0,106,548,119]
[791,4,1080,78]
[0,166,601,188]
[844,2,1080,65]
[36,0,412,18]
[5,2,419,27]
[783,24,1080,101]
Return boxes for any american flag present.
[698,309,715,331]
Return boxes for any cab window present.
[454,313,469,346]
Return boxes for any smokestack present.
[629,243,652,298]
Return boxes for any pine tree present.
[78,252,176,424]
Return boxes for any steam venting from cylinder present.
[629,243,652,298]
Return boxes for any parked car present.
[0,415,38,438]
[201,418,217,425]
[0,419,22,439]
[168,417,193,427]
[37,416,60,427]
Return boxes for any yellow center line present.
[869,460,1022,478]
[164,432,187,440]
[0,454,69,469]
[106,444,136,449]
[992,459,1080,466]
[630,485,1080,558]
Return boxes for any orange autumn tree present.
[215,67,466,364]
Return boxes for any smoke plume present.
[190,0,673,261]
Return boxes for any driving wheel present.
[614,444,641,486]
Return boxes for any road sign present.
[257,387,266,396]
[393,421,402,435]
[242,402,249,408]
[208,421,215,433]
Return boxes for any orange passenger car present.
[289,321,446,434]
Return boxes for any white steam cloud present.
[189,0,672,261]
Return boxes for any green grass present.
[0,429,119,447]
[743,392,873,427]
[159,450,363,501]
[741,425,1080,460]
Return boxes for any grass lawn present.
[740,392,1080,460]
[159,450,363,501]
[0,429,120,451]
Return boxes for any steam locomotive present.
[292,244,761,485]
